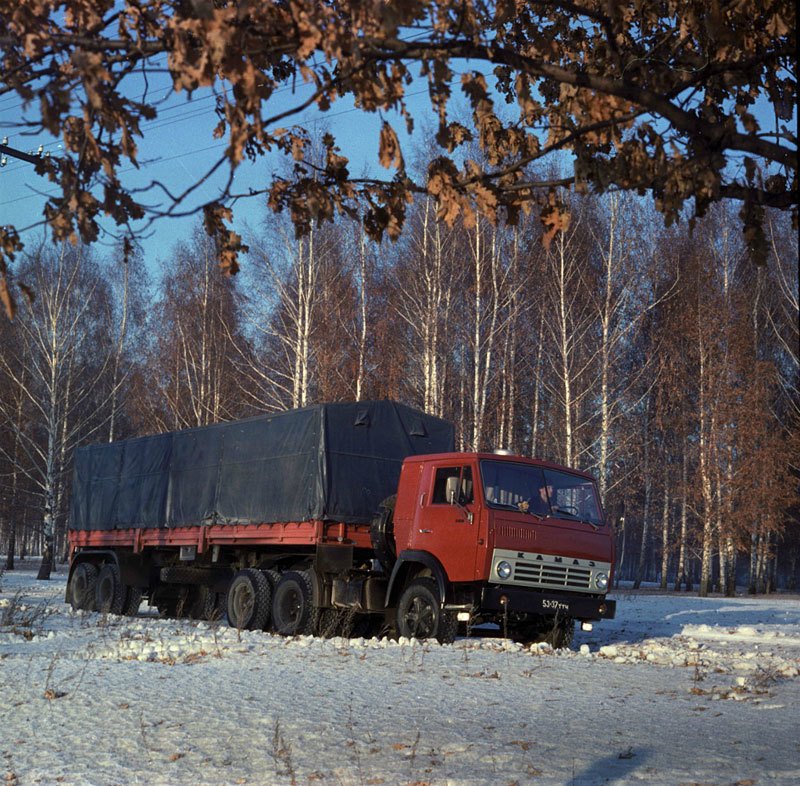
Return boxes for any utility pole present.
[0,138,46,166]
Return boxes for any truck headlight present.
[595,572,609,590]
[496,560,512,580]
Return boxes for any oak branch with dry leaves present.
[0,0,796,316]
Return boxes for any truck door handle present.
[418,529,432,534]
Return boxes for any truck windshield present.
[479,460,603,526]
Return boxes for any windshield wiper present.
[549,507,600,530]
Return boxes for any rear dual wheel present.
[70,561,141,617]
[224,568,318,634]
[226,569,272,630]
[96,563,126,614]
[122,586,142,616]
[271,570,318,636]
[68,562,98,611]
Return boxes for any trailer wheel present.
[154,593,181,618]
[317,607,363,638]
[264,569,281,593]
[271,570,318,636]
[227,569,271,630]
[69,562,98,611]
[396,578,456,644]
[122,586,142,617]
[370,495,397,572]
[316,607,342,638]
[197,587,225,622]
[96,563,126,615]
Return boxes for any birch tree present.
[391,199,461,418]
[466,219,520,451]
[242,220,353,411]
[142,231,251,431]
[539,206,598,468]
[0,243,115,579]
[587,194,666,500]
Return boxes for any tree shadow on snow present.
[570,747,651,784]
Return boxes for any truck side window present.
[432,466,474,505]
[432,467,460,504]
[460,467,474,504]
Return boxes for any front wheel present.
[396,578,456,644]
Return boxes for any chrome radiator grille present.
[513,558,592,590]
[490,548,610,595]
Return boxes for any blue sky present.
[0,65,441,269]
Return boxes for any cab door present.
[411,462,478,582]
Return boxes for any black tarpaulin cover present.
[70,401,454,531]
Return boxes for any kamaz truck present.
[66,401,615,646]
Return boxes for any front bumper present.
[481,585,616,620]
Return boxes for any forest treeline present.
[0,194,797,594]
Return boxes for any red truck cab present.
[386,452,616,645]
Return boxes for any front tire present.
[396,578,456,644]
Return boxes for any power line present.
[0,77,313,175]
[0,79,444,212]
[0,21,442,162]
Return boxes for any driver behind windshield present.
[518,484,550,516]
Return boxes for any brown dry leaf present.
[540,201,571,250]
[378,122,403,170]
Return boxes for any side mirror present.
[445,476,460,504]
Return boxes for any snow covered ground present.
[1,564,799,786]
